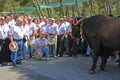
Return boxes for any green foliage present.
[0,0,119,17]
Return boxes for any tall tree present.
[45,0,52,17]
[60,0,64,17]
[75,0,80,16]
[34,0,44,16]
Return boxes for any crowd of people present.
[0,14,90,67]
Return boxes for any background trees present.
[0,0,119,18]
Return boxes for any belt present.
[58,34,63,36]
[0,39,6,40]
[14,39,23,41]
[49,33,54,35]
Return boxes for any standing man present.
[0,17,11,66]
[9,17,24,67]
[57,18,67,57]
[63,16,71,55]
[46,18,58,58]
[26,16,36,58]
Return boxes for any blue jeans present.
[28,45,34,57]
[86,44,91,55]
[22,41,28,58]
[38,46,50,58]
[28,35,34,57]
[11,40,23,64]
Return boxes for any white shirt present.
[35,38,48,50]
[9,23,24,40]
[23,24,30,39]
[0,24,9,39]
[58,23,66,35]
[46,23,58,34]
[40,24,48,34]
[39,21,45,28]
[65,22,71,33]
[26,22,36,36]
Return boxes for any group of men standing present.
[0,14,77,67]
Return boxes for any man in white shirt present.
[57,18,67,57]
[26,16,36,58]
[46,18,58,58]
[0,17,11,66]
[9,17,24,67]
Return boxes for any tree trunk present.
[116,0,120,15]
[45,0,52,18]
[65,6,69,17]
[102,0,107,15]
[32,0,40,16]
[72,5,75,17]
[35,0,44,16]
[75,0,80,16]
[88,0,93,16]
[60,0,64,17]
[106,0,112,15]
[45,0,50,17]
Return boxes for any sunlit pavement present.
[0,55,120,80]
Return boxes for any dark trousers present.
[0,38,11,64]
[57,35,64,56]
[69,36,78,57]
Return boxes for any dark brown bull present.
[76,15,120,74]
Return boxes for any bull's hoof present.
[100,67,104,71]
[88,70,95,74]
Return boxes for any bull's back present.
[83,15,120,50]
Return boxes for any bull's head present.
[74,17,86,28]
[72,17,87,42]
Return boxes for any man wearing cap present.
[9,17,24,67]
[34,33,50,60]
[0,17,11,66]
[46,18,58,58]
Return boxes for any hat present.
[34,51,43,59]
[9,42,18,52]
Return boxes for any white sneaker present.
[7,62,12,66]
[46,58,50,61]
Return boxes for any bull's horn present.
[75,17,86,26]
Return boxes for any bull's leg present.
[100,55,108,71]
[118,52,120,66]
[88,53,99,74]
[88,39,101,74]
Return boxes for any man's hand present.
[11,41,15,47]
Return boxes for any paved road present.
[0,55,120,80]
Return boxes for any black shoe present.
[59,55,63,57]
[13,63,17,67]
[84,55,90,57]
[17,61,22,65]
[68,54,72,57]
